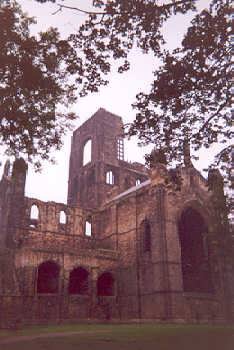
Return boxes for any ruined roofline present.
[118,159,147,175]
[73,107,123,134]
[25,196,84,211]
[107,179,151,204]
[181,166,208,186]
[25,196,67,207]
[107,163,210,205]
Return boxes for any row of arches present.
[37,262,115,296]
[33,208,213,294]
[141,207,213,293]
[30,205,66,224]
[29,205,92,236]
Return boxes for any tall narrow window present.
[106,170,114,185]
[59,210,66,225]
[30,204,39,220]
[143,220,151,252]
[136,179,141,186]
[83,139,92,166]
[85,218,92,237]
[30,204,39,228]
[117,137,124,160]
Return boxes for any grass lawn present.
[0,323,233,350]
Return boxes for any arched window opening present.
[68,267,89,295]
[85,218,92,237]
[4,160,12,177]
[106,170,114,185]
[83,139,92,166]
[97,272,115,296]
[30,204,39,220]
[136,179,141,186]
[37,261,60,294]
[30,204,39,228]
[143,220,151,253]
[59,210,66,225]
[178,207,213,293]
[117,137,124,160]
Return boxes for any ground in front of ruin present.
[0,323,233,350]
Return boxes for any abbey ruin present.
[0,108,233,326]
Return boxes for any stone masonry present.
[0,108,233,327]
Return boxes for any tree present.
[35,0,231,182]
[0,1,109,169]
[128,0,231,181]
[38,0,196,76]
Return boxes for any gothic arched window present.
[136,179,141,186]
[143,220,151,253]
[85,218,92,237]
[106,170,114,185]
[59,210,66,224]
[83,139,92,166]
[30,204,39,220]
[178,207,213,293]
[29,204,39,228]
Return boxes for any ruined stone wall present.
[0,190,120,326]
[7,248,119,324]
[67,108,148,210]
[96,166,232,323]
[0,165,232,325]
[1,109,233,326]
[0,173,11,247]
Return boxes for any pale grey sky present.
[1,0,214,203]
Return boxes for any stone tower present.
[67,108,148,209]
[67,108,125,208]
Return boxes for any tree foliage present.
[35,0,231,180]
[128,0,231,177]
[3,0,232,179]
[35,0,196,86]
[0,1,109,168]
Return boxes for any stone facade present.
[0,108,233,327]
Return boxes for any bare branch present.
[52,6,62,15]
[56,0,195,17]
[57,3,106,15]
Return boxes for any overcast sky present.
[1,0,213,203]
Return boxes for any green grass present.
[0,323,233,350]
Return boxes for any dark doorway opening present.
[178,207,213,293]
[68,267,89,295]
[97,272,115,296]
[37,261,60,294]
